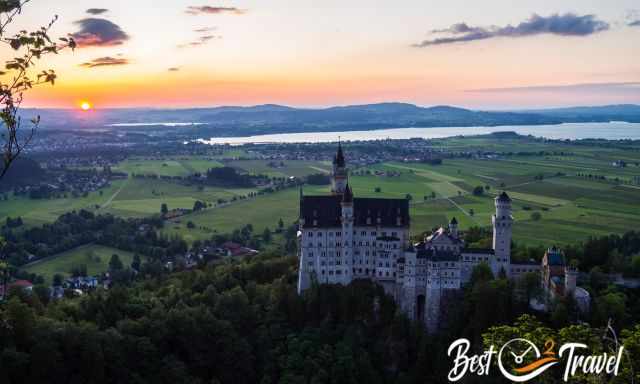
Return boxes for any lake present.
[198,122,640,145]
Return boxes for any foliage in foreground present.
[1,250,639,383]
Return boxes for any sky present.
[6,0,640,109]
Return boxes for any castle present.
[297,144,583,331]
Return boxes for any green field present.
[3,145,640,249]
[226,160,332,177]
[114,157,223,177]
[22,244,134,283]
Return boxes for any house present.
[221,242,258,257]
[0,279,34,299]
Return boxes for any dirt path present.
[101,179,129,209]
[446,197,479,224]
[309,166,330,174]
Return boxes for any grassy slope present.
[22,244,134,284]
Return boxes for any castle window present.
[308,232,313,237]
[318,232,323,237]
[371,232,376,236]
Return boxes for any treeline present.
[1,210,186,267]
[0,254,430,384]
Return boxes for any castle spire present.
[334,140,345,168]
[331,141,348,195]
[342,183,353,203]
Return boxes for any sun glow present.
[80,101,92,111]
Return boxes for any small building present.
[221,242,258,257]
[0,280,34,298]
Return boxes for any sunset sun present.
[80,101,92,111]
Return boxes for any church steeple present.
[331,141,348,195]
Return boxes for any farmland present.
[3,136,639,254]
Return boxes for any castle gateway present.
[297,144,571,332]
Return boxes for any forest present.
[1,234,640,383]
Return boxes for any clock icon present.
[500,338,540,368]
[498,338,558,382]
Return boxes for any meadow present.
[3,138,640,269]
[161,153,640,247]
[22,244,135,283]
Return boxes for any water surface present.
[198,122,640,145]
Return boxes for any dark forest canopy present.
[1,249,640,384]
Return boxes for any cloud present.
[168,67,180,72]
[194,27,217,33]
[629,20,640,27]
[414,13,609,47]
[86,8,108,15]
[72,18,130,47]
[177,34,222,48]
[186,6,245,15]
[80,56,129,68]
[465,82,640,93]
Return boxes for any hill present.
[19,103,640,136]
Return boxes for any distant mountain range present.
[20,103,640,137]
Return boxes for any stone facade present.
[297,144,541,332]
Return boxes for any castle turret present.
[492,192,513,274]
[449,217,458,238]
[565,265,578,295]
[297,187,310,294]
[332,142,348,195]
[340,184,354,284]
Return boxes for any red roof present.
[11,280,33,288]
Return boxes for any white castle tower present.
[565,265,578,295]
[297,187,311,294]
[331,142,348,195]
[340,184,354,284]
[492,192,513,276]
